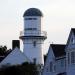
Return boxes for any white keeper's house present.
[42,28,75,75]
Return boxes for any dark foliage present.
[0,46,7,56]
[0,46,11,62]
[0,62,39,75]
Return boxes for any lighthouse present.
[20,8,47,65]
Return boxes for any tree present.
[0,62,39,75]
[0,46,7,56]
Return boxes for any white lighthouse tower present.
[20,8,47,65]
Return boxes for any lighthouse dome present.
[23,8,43,17]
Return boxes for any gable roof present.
[0,47,30,66]
[51,44,66,57]
[65,28,75,50]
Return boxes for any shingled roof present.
[51,44,66,57]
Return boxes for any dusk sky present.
[0,0,75,54]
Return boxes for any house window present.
[33,58,36,64]
[71,37,75,44]
[61,59,64,67]
[71,52,75,64]
[53,65,56,72]
[50,62,53,72]
[68,53,70,64]
[46,66,49,72]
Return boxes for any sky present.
[0,0,75,54]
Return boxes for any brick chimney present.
[12,40,20,50]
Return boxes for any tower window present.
[33,41,36,47]
[25,18,37,20]
[25,28,37,30]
